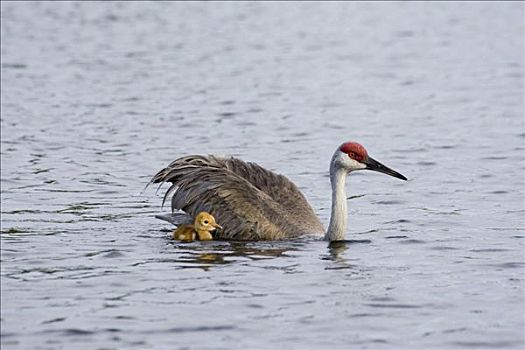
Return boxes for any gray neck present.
[325,163,348,241]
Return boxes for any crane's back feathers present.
[150,155,324,240]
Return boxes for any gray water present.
[1,2,524,349]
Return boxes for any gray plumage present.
[149,155,325,240]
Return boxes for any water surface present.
[1,2,524,349]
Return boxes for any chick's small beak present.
[364,156,407,181]
[213,223,223,230]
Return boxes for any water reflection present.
[327,240,350,262]
[322,239,372,271]
[164,240,301,270]
[325,239,372,260]
[164,238,375,270]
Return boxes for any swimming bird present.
[172,211,222,241]
[150,141,407,241]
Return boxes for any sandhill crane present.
[150,141,407,241]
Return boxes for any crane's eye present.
[203,220,209,225]
[348,152,356,158]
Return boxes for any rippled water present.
[1,2,524,349]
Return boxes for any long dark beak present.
[364,156,407,181]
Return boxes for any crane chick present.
[173,212,222,242]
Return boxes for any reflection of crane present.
[151,142,406,241]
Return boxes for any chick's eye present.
[203,220,209,225]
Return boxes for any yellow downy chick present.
[172,212,222,242]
